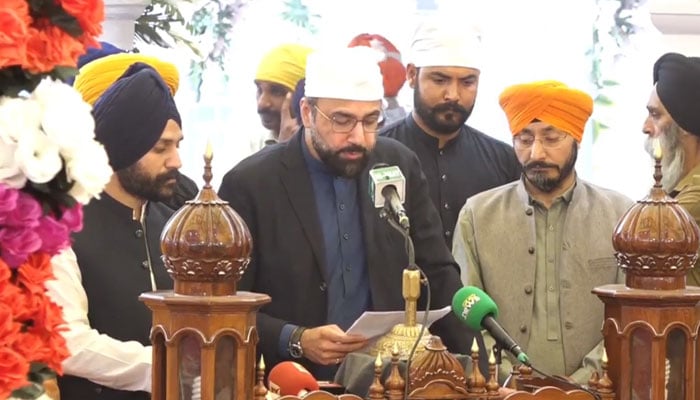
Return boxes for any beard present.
[413,80,472,135]
[309,127,369,178]
[644,123,685,192]
[116,164,179,202]
[523,142,578,193]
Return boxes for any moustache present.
[257,108,277,116]
[525,162,559,172]
[336,145,367,156]
[155,169,179,184]
[433,102,468,115]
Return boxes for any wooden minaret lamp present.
[140,143,270,400]
[593,138,700,399]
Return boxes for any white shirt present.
[46,249,152,392]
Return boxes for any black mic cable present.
[381,213,429,399]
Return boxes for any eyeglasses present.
[513,132,569,150]
[314,106,381,133]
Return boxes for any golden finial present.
[258,355,265,370]
[602,347,608,364]
[203,139,213,188]
[374,352,382,368]
[471,338,478,353]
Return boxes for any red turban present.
[348,33,406,98]
[498,80,593,142]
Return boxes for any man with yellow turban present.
[253,43,312,148]
[641,52,700,286]
[452,80,632,384]
[380,17,521,250]
[73,51,197,211]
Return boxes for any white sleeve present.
[45,248,152,393]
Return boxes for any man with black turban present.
[642,52,700,286]
[47,63,185,400]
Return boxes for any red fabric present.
[349,33,406,97]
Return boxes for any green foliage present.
[135,0,248,101]
[10,363,56,400]
[281,0,319,34]
[589,0,644,142]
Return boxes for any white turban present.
[408,17,483,70]
[304,47,384,101]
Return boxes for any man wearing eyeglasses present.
[380,18,521,250]
[452,80,632,383]
[218,46,485,383]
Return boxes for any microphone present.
[451,286,530,365]
[368,164,409,230]
[268,361,320,396]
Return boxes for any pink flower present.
[3,191,41,229]
[59,203,83,232]
[0,227,41,267]
[0,184,19,225]
[35,215,69,256]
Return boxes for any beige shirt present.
[528,183,575,377]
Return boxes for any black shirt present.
[381,115,521,248]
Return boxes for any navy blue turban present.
[92,62,182,171]
[654,52,700,136]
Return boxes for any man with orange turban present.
[348,33,407,126]
[641,52,700,286]
[253,43,313,149]
[452,80,632,384]
[380,17,521,249]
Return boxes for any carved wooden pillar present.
[140,147,270,400]
[593,145,700,400]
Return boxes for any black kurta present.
[58,194,174,400]
[381,115,521,248]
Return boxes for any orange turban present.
[348,33,406,98]
[74,53,180,105]
[498,80,593,142]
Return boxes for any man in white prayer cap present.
[218,46,486,385]
[381,17,521,250]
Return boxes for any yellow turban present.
[74,53,180,105]
[255,44,313,91]
[498,80,593,142]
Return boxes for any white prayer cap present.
[408,17,483,70]
[304,46,384,101]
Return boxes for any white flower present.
[0,137,26,189]
[33,78,95,157]
[66,140,112,204]
[15,126,62,184]
[0,96,42,144]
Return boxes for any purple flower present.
[59,204,83,233]
[3,191,41,229]
[36,214,70,256]
[0,227,42,267]
[0,185,19,225]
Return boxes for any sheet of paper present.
[345,305,451,339]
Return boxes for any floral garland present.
[0,0,111,399]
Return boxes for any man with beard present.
[47,64,184,400]
[380,19,521,249]
[218,46,486,383]
[641,52,700,286]
[452,80,632,383]
[251,43,313,151]
[73,51,198,211]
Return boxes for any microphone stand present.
[379,206,430,400]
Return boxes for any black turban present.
[653,52,700,135]
[92,62,182,171]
